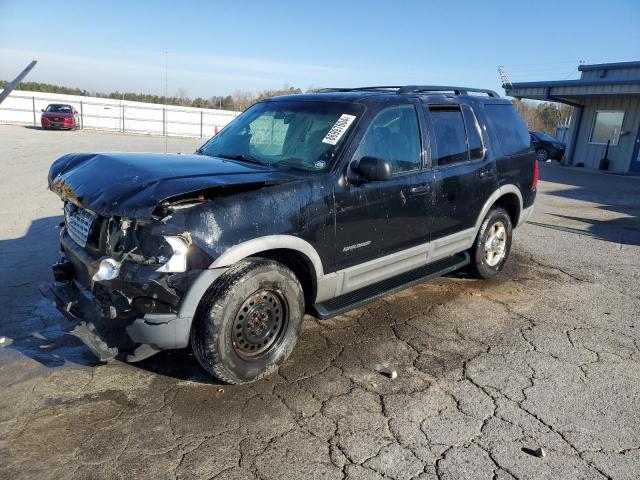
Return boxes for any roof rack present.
[317,85,500,98]
[316,86,402,93]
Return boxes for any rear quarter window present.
[484,104,530,156]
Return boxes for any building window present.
[589,110,625,146]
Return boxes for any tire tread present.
[191,258,303,384]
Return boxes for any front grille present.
[64,203,96,248]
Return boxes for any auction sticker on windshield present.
[322,114,356,145]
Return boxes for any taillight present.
[532,160,539,190]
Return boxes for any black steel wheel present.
[191,258,304,384]
[232,289,288,358]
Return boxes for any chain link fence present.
[0,90,240,138]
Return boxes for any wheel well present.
[493,193,520,227]
[251,249,317,307]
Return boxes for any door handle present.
[409,183,430,195]
[478,167,493,178]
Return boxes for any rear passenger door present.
[424,102,497,252]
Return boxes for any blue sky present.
[1,0,639,98]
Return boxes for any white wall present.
[0,90,240,138]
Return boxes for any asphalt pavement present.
[1,125,639,479]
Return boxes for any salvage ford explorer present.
[42,85,536,384]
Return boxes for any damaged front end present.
[42,150,303,363]
[41,200,219,363]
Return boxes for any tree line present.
[1,80,572,133]
[513,98,572,135]
[0,80,303,112]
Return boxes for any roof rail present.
[315,85,500,97]
[397,85,500,97]
[316,86,403,93]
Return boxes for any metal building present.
[504,61,640,173]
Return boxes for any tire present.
[536,148,549,162]
[191,257,304,384]
[467,207,512,279]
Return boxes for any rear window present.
[484,104,530,156]
[462,105,484,161]
[430,107,469,166]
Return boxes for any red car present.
[41,104,80,130]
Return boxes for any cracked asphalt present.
[1,125,639,480]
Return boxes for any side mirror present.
[351,156,392,182]
[41,109,44,112]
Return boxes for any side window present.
[484,104,530,155]
[462,105,484,161]
[430,107,469,166]
[356,105,421,174]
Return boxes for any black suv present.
[42,85,536,384]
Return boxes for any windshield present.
[532,131,558,143]
[199,100,364,172]
[46,105,73,113]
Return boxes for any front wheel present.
[536,148,549,162]
[467,207,512,279]
[191,258,304,384]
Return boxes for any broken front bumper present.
[41,229,227,362]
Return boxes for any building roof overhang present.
[578,61,640,72]
[503,78,640,106]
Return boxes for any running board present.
[311,252,469,319]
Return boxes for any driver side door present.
[332,102,433,289]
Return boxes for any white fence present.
[0,90,240,138]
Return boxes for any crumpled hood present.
[48,152,299,218]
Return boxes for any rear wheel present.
[467,207,512,279]
[191,258,304,384]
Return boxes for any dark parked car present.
[42,85,536,384]
[530,131,565,161]
[41,103,79,130]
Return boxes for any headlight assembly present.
[93,257,121,282]
[156,236,189,273]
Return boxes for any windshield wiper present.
[216,153,265,165]
[275,160,309,172]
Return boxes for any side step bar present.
[310,252,469,319]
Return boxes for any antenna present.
[498,66,512,88]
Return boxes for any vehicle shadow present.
[0,216,100,368]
